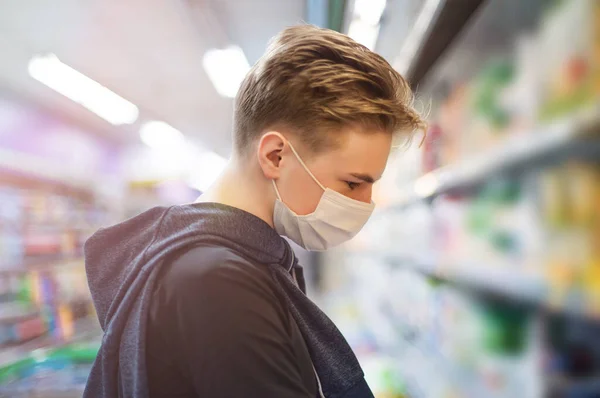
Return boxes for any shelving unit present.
[323,1,600,396]
[374,106,600,322]
[390,103,600,209]
[0,317,100,369]
[0,310,41,325]
[0,148,95,194]
[350,246,600,320]
[0,258,83,274]
[406,0,486,88]
[386,256,598,319]
[0,156,112,373]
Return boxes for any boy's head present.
[231,25,424,245]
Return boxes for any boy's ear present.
[257,131,286,179]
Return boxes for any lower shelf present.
[0,317,101,369]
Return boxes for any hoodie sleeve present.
[146,245,317,398]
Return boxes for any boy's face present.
[274,127,392,216]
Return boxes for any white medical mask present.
[272,143,375,251]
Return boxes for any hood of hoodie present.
[84,202,293,331]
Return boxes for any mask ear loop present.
[287,142,326,191]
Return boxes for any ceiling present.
[0,0,305,157]
[0,0,432,159]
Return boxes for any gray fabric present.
[83,202,373,398]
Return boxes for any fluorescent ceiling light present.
[28,54,138,125]
[348,0,386,50]
[348,20,381,50]
[203,45,250,98]
[187,151,228,192]
[132,122,228,191]
[139,120,185,151]
[394,0,443,74]
[353,0,386,26]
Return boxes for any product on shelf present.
[426,0,600,168]
[538,0,600,120]
[0,337,101,398]
[539,162,600,316]
[0,177,111,357]
[320,257,545,398]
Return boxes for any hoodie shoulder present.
[163,243,268,278]
[146,244,316,398]
[149,243,292,349]
[154,243,279,304]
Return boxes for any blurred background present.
[0,0,599,397]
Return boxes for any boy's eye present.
[346,181,361,190]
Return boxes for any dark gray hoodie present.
[83,202,373,397]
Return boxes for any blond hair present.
[233,24,425,155]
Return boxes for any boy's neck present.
[196,158,275,228]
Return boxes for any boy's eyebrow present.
[349,173,377,183]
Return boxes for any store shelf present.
[0,310,40,325]
[386,255,598,320]
[0,148,96,196]
[402,0,486,89]
[391,103,600,209]
[548,376,600,396]
[0,257,83,275]
[0,317,101,369]
[352,250,597,319]
[394,257,544,299]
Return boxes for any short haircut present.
[233,24,425,156]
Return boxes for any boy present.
[84,24,424,398]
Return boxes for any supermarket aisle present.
[319,0,600,397]
[0,0,599,397]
